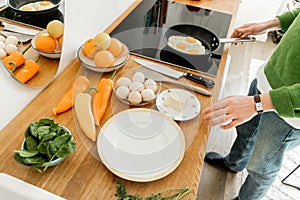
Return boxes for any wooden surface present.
[0,0,240,199]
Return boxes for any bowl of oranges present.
[31,20,63,59]
[77,32,129,73]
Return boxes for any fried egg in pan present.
[167,35,206,55]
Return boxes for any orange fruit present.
[94,50,115,67]
[83,38,98,58]
[107,38,123,57]
[35,33,56,52]
[58,35,63,49]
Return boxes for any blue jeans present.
[223,79,300,200]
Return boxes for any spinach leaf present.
[49,133,71,155]
[29,121,40,138]
[55,140,76,158]
[25,136,38,151]
[40,131,57,143]
[37,142,47,155]
[14,150,38,157]
[23,156,47,166]
[37,126,51,140]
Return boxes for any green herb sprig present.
[13,118,76,173]
[115,181,192,200]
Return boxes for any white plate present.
[0,173,65,200]
[77,42,129,73]
[156,88,201,121]
[97,108,185,182]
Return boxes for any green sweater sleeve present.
[269,84,300,118]
[277,7,300,32]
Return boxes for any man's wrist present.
[254,94,264,113]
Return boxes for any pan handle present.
[219,37,256,43]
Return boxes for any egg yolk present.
[40,1,51,6]
[188,49,200,55]
[176,42,187,50]
[185,36,197,43]
[21,6,34,11]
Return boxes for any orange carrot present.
[2,51,26,71]
[93,71,116,126]
[52,76,90,115]
[14,60,40,83]
[2,45,31,71]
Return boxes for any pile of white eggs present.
[115,71,158,105]
[0,35,19,59]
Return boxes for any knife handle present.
[183,73,215,88]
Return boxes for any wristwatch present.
[254,94,264,113]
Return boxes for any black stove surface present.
[0,7,64,29]
[111,0,232,76]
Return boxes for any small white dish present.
[31,30,61,59]
[156,88,201,121]
[97,108,185,182]
[0,173,65,200]
[77,42,129,73]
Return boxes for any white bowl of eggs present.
[77,32,129,73]
[113,68,161,106]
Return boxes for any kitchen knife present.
[132,58,215,88]
[0,21,39,36]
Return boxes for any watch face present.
[255,102,264,113]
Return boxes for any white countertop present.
[0,0,136,130]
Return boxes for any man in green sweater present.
[203,8,300,200]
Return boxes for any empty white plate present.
[97,108,185,182]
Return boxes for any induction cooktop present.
[111,0,232,76]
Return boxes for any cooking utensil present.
[7,0,61,16]
[137,67,211,96]
[0,21,40,36]
[0,31,33,43]
[133,58,215,88]
[163,24,255,55]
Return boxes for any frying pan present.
[163,24,255,56]
[7,0,61,16]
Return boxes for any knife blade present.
[132,58,215,88]
[0,21,39,36]
[0,31,33,43]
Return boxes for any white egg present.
[141,89,155,101]
[5,44,18,54]
[5,36,18,46]
[144,79,157,92]
[0,35,6,43]
[0,41,5,49]
[0,49,7,59]
[128,91,142,105]
[129,81,144,92]
[167,35,206,55]
[132,72,145,83]
[117,77,132,87]
[116,86,130,99]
